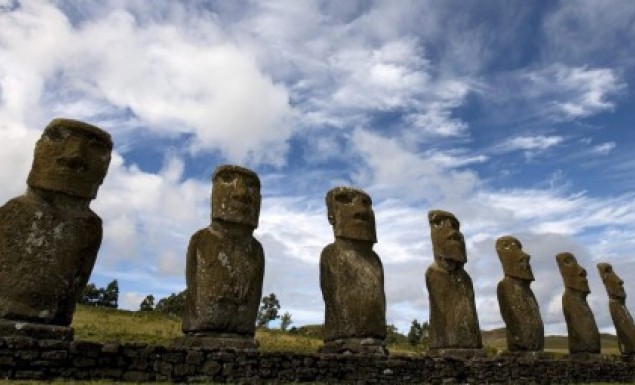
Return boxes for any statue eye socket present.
[86,134,109,149]
[46,128,65,142]
[217,171,236,183]
[245,179,258,190]
[335,192,353,204]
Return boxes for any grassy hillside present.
[71,305,619,355]
[71,305,424,354]
[482,328,620,355]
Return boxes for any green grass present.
[72,305,182,345]
[70,305,426,354]
[71,305,330,353]
[0,307,626,385]
[481,328,621,355]
[71,305,623,356]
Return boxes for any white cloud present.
[120,292,146,311]
[0,1,294,166]
[93,152,209,279]
[524,64,625,121]
[234,0,474,145]
[352,128,481,205]
[591,142,616,155]
[499,135,564,152]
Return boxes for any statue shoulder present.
[0,195,32,213]
[188,226,218,246]
[250,236,265,258]
[320,243,337,263]
[425,262,446,277]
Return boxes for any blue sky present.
[2,0,635,335]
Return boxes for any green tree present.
[408,319,422,346]
[139,294,155,311]
[102,279,119,308]
[257,293,280,328]
[79,283,102,306]
[407,319,430,347]
[155,290,187,317]
[79,280,119,308]
[385,323,402,344]
[280,311,293,331]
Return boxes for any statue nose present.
[231,179,251,202]
[57,137,86,170]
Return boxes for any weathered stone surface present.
[556,252,600,354]
[425,210,482,351]
[0,118,112,328]
[597,262,635,355]
[0,320,73,341]
[172,335,258,350]
[3,336,634,384]
[496,236,544,352]
[320,187,387,354]
[182,165,264,348]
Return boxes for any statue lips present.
[615,279,627,299]
[57,156,87,174]
[446,231,462,243]
[577,268,591,293]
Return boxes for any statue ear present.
[328,214,335,225]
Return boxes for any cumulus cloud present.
[351,128,481,205]
[0,1,294,165]
[233,0,475,147]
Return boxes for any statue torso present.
[320,242,386,341]
[426,263,482,349]
[183,226,264,336]
[0,195,102,325]
[497,277,544,351]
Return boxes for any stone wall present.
[1,336,634,384]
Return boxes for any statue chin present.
[505,268,534,282]
[28,173,99,200]
[334,225,376,243]
[437,257,464,272]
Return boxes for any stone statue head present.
[556,252,590,294]
[496,235,534,281]
[211,164,261,228]
[597,263,626,300]
[428,210,466,271]
[326,186,376,243]
[27,118,113,199]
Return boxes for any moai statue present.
[320,187,387,354]
[556,252,600,356]
[425,210,482,356]
[0,118,112,340]
[178,165,264,350]
[597,263,635,357]
[496,236,545,353]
